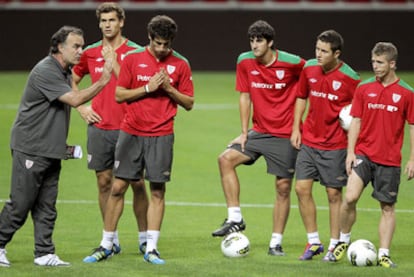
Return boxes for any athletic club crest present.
[332,80,342,91]
[275,70,285,80]
[25,159,34,169]
[354,159,363,167]
[167,65,176,74]
[392,93,401,103]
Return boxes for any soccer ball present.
[221,232,250,258]
[339,104,353,131]
[347,239,377,266]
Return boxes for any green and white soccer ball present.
[339,104,353,131]
[347,239,377,266]
[221,232,250,258]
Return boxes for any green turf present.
[0,71,414,276]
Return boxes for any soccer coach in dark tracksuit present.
[0,25,113,267]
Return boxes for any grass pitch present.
[0,71,414,276]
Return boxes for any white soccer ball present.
[347,239,377,266]
[221,232,250,258]
[339,104,353,131]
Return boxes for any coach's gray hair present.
[50,26,83,54]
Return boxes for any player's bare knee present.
[295,185,309,198]
[327,191,342,204]
[276,179,291,194]
[98,183,112,194]
[327,195,341,205]
[110,189,125,198]
[132,183,147,195]
[111,183,128,197]
[218,153,229,167]
[218,152,239,171]
[344,195,358,208]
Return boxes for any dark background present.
[0,9,412,71]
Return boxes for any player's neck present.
[379,71,398,87]
[260,50,276,67]
[103,35,125,50]
[51,53,70,71]
[322,59,341,74]
[147,46,171,62]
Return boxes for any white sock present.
[113,230,120,246]
[139,231,147,245]
[378,248,389,258]
[146,230,160,253]
[339,232,351,244]
[307,232,321,244]
[100,230,115,250]
[329,238,339,250]
[269,233,283,248]
[227,207,242,223]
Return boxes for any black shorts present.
[229,130,298,179]
[114,131,174,183]
[87,125,119,171]
[295,144,347,188]
[353,155,401,204]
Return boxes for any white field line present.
[1,103,238,111]
[193,103,238,110]
[1,101,412,214]
[0,104,18,109]
[1,199,414,213]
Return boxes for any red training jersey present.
[117,47,194,136]
[297,59,360,150]
[236,50,305,138]
[72,39,141,130]
[351,77,414,166]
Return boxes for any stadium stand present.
[238,0,265,3]
[1,0,414,72]
[0,0,413,9]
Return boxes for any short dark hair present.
[147,15,178,41]
[372,42,398,62]
[50,25,83,54]
[317,30,344,53]
[96,2,125,21]
[247,20,275,45]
